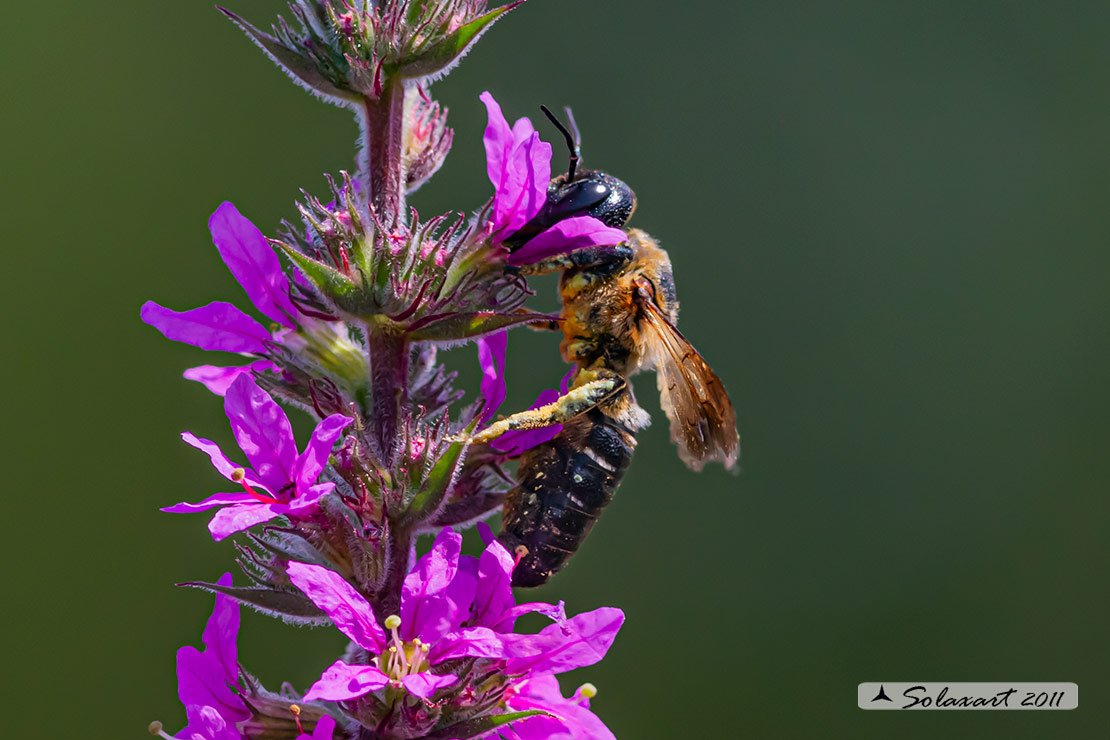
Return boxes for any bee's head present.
[503,106,636,249]
[546,169,637,230]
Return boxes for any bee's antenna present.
[563,106,582,151]
[540,104,580,182]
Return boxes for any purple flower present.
[476,330,571,455]
[286,529,503,702]
[141,202,351,396]
[297,714,336,740]
[486,674,615,740]
[162,374,351,541]
[479,92,627,266]
[286,527,624,713]
[175,573,250,740]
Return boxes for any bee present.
[474,108,739,587]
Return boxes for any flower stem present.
[359,78,408,229]
[377,523,413,617]
[367,325,409,461]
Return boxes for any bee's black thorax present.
[499,392,638,587]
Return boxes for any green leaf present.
[412,711,550,740]
[179,581,328,624]
[406,311,559,342]
[246,530,331,569]
[218,8,361,103]
[400,419,478,526]
[277,243,359,299]
[398,2,525,79]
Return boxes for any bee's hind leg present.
[470,371,626,444]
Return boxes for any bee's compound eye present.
[551,179,612,216]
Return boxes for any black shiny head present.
[503,107,637,249]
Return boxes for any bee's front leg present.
[470,371,626,444]
[509,242,633,277]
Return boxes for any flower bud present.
[220,1,526,105]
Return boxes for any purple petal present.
[477,331,508,424]
[202,573,240,679]
[181,704,242,740]
[400,528,463,643]
[504,607,625,675]
[481,91,514,194]
[286,561,386,652]
[494,131,551,236]
[560,367,576,394]
[223,374,297,493]
[182,433,244,481]
[284,482,335,515]
[208,502,283,541]
[291,414,352,491]
[210,202,298,328]
[495,600,567,634]
[429,626,504,663]
[162,491,251,514]
[507,217,628,267]
[508,716,571,740]
[470,539,515,628]
[490,388,563,456]
[302,714,336,740]
[402,671,457,699]
[303,660,389,702]
[510,674,615,740]
[443,553,478,626]
[183,361,277,396]
[477,521,496,546]
[511,115,537,146]
[141,300,271,353]
[480,92,551,237]
[176,574,249,728]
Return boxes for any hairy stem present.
[377,523,414,617]
[359,78,408,229]
[367,326,410,462]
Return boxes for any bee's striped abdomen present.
[499,404,636,587]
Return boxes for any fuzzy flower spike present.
[148,3,638,739]
[163,374,351,540]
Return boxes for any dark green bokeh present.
[4,1,1108,737]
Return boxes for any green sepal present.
[218,8,361,104]
[400,418,479,527]
[413,711,550,740]
[179,581,328,624]
[406,311,559,342]
[277,243,359,301]
[397,2,525,80]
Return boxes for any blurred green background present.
[3,1,1108,737]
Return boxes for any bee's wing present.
[640,301,739,471]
